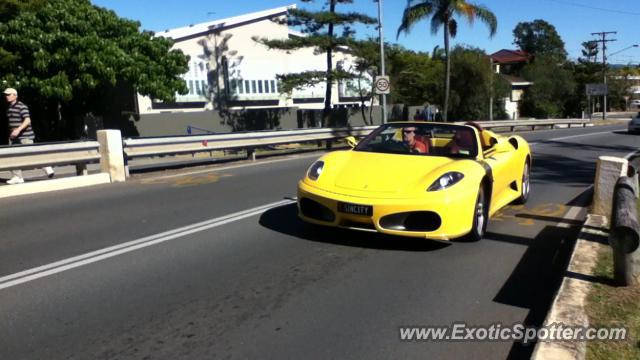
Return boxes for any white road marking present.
[529,130,616,147]
[557,205,586,229]
[624,150,638,160]
[142,152,322,181]
[0,199,296,291]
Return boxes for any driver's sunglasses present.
[402,130,415,134]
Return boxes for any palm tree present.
[397,0,497,121]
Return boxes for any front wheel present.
[514,161,530,204]
[464,186,488,242]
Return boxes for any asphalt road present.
[0,124,637,359]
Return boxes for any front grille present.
[300,198,335,222]
[380,211,441,232]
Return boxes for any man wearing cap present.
[4,88,54,184]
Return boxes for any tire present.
[464,186,488,242]
[514,161,531,205]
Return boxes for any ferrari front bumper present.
[297,180,479,240]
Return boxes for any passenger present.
[447,128,474,155]
[402,126,428,153]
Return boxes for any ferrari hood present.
[331,151,456,193]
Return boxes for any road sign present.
[586,83,608,96]
[374,76,390,94]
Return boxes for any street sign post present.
[374,76,390,95]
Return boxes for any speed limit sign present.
[374,76,390,94]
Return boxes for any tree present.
[0,0,188,139]
[448,46,509,120]
[519,55,575,118]
[397,0,497,121]
[255,0,376,127]
[385,44,442,106]
[513,20,567,60]
[581,41,598,63]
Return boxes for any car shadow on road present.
[488,188,591,359]
[259,203,450,252]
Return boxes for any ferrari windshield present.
[354,123,479,159]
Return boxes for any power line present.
[545,0,640,16]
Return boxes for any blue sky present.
[92,0,640,64]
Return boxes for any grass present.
[584,194,640,359]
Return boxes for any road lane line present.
[0,199,296,290]
[624,150,638,159]
[557,205,586,229]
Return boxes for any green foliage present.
[0,0,188,131]
[385,44,442,106]
[513,20,567,60]
[448,46,508,120]
[397,0,497,121]
[0,0,45,22]
[255,0,376,125]
[520,55,575,118]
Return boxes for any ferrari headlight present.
[307,160,324,181]
[427,172,464,191]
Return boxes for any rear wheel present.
[465,186,488,242]
[514,161,530,204]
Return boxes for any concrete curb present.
[0,173,111,199]
[531,214,609,360]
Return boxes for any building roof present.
[157,4,296,40]
[500,74,533,86]
[491,49,530,64]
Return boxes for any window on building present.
[201,80,207,95]
[271,80,277,93]
[264,80,270,93]
[188,80,194,95]
[196,81,202,95]
[245,80,251,94]
[251,80,257,93]
[258,80,263,94]
[238,79,244,94]
[230,79,237,94]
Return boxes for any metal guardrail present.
[0,141,101,174]
[471,119,591,131]
[0,119,592,177]
[123,119,591,160]
[123,126,378,159]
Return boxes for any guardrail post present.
[97,130,126,183]
[247,147,256,161]
[609,177,640,286]
[75,163,88,176]
[593,156,628,219]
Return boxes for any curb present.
[0,173,111,199]
[531,214,609,360]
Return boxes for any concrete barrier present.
[593,156,628,219]
[0,173,111,199]
[97,130,126,182]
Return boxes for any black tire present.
[514,161,531,205]
[464,186,488,242]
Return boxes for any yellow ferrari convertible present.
[297,122,531,241]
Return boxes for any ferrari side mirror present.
[345,136,358,148]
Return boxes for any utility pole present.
[591,31,617,120]
[376,0,387,124]
[489,57,493,121]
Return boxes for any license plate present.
[338,202,373,216]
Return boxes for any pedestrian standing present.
[5,88,54,184]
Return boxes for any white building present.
[137,4,372,115]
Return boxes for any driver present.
[402,126,428,153]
